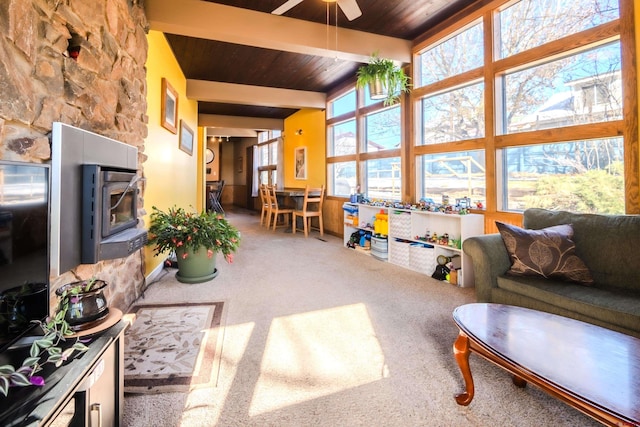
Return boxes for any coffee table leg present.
[512,375,527,388]
[453,331,475,405]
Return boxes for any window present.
[365,106,401,152]
[327,120,357,156]
[365,157,401,200]
[417,151,486,207]
[256,132,279,186]
[328,90,356,118]
[410,0,631,215]
[418,22,483,87]
[503,42,622,134]
[420,82,485,144]
[328,161,356,197]
[501,138,623,213]
[499,0,619,59]
[327,86,403,198]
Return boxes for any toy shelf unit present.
[343,203,484,287]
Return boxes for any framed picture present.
[179,120,194,155]
[161,78,178,133]
[295,146,307,180]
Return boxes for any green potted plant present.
[356,52,411,106]
[0,291,90,397]
[147,206,241,283]
[55,278,109,332]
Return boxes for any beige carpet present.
[123,208,600,427]
[124,302,224,394]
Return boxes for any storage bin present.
[409,243,436,275]
[371,236,388,260]
[389,211,411,239]
[389,238,411,268]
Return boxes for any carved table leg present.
[453,331,475,405]
[512,375,527,388]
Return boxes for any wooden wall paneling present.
[324,198,346,237]
[620,0,640,213]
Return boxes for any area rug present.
[123,302,224,394]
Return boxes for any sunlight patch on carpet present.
[249,303,386,416]
[123,302,224,394]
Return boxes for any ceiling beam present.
[187,80,326,109]
[146,0,412,64]
[200,114,283,132]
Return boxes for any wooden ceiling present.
[146,0,478,133]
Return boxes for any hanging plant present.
[356,52,411,106]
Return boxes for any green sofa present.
[463,208,640,338]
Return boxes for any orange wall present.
[283,109,326,188]
[143,30,200,275]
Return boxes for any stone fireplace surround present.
[0,0,149,313]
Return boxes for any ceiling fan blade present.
[338,0,362,21]
[272,0,305,16]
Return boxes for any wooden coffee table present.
[452,303,640,426]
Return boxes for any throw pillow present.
[496,222,594,285]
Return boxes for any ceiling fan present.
[272,0,362,21]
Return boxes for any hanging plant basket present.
[356,52,410,106]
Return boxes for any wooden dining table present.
[275,187,320,209]
[274,187,321,231]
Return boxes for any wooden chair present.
[267,185,294,231]
[258,184,273,227]
[293,185,325,237]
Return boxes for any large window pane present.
[269,140,278,164]
[417,151,485,207]
[364,158,401,201]
[328,90,356,118]
[365,106,401,152]
[502,138,623,213]
[499,0,619,59]
[259,145,269,165]
[504,42,622,134]
[328,161,356,197]
[328,120,356,156]
[419,22,483,87]
[420,82,484,145]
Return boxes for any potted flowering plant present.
[147,206,241,283]
[0,291,90,397]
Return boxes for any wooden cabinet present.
[343,203,484,287]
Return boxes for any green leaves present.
[147,206,241,259]
[0,291,92,397]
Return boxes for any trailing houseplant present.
[356,52,411,106]
[0,285,92,397]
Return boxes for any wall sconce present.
[295,129,303,136]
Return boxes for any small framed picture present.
[295,146,307,180]
[161,78,178,134]
[179,120,194,156]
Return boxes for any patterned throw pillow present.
[496,222,594,285]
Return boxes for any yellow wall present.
[143,30,200,274]
[283,109,326,188]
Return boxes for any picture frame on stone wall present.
[179,120,194,156]
[161,77,178,134]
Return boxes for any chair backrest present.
[302,185,324,213]
[268,185,280,209]
[259,184,268,205]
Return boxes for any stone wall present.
[0,0,149,312]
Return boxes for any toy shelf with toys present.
[343,201,484,287]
